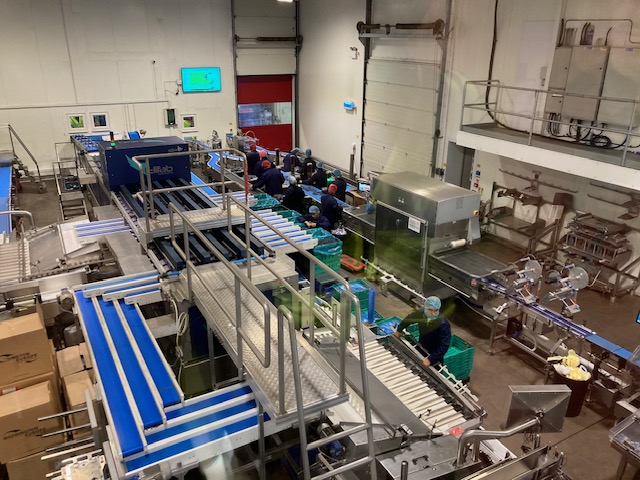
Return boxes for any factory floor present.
[15,178,640,480]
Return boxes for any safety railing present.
[130,148,250,234]
[460,80,640,168]
[1,124,44,190]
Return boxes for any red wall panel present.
[241,125,292,152]
[237,75,292,104]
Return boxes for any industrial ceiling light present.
[277,0,294,3]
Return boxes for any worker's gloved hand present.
[394,330,403,338]
[423,358,431,367]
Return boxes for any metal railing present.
[1,124,44,189]
[129,148,250,235]
[460,80,640,167]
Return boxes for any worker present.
[320,184,343,229]
[253,160,284,197]
[282,148,301,173]
[304,162,328,189]
[282,176,306,211]
[296,205,330,230]
[246,144,261,175]
[299,148,316,180]
[253,150,270,178]
[330,169,347,201]
[395,296,451,367]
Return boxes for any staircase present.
[1,124,46,193]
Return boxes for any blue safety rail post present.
[74,292,146,457]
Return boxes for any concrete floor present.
[15,177,640,479]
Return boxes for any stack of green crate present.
[312,231,342,274]
[251,193,280,211]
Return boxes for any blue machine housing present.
[98,136,190,191]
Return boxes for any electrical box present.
[548,48,573,89]
[561,46,609,121]
[598,48,640,126]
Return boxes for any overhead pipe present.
[357,19,445,37]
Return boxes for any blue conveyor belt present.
[75,293,144,457]
[98,299,164,429]
[120,301,182,407]
[125,414,266,472]
[0,165,12,235]
[190,172,216,196]
[146,400,256,444]
[166,384,252,420]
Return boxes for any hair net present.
[261,160,271,169]
[332,169,342,178]
[309,205,320,214]
[317,162,324,169]
[424,296,441,310]
[328,184,337,194]
[259,150,268,158]
[249,144,257,151]
[305,148,312,157]
[291,147,300,154]
[289,176,297,185]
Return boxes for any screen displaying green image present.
[181,67,221,93]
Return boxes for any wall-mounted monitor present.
[181,67,221,93]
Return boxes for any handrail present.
[130,148,248,234]
[168,203,271,369]
[5,125,43,185]
[461,80,640,167]
[0,210,36,232]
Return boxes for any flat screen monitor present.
[181,67,221,93]
[359,182,371,192]
[636,309,640,324]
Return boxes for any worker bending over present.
[253,160,284,197]
[395,296,451,367]
[330,169,347,201]
[297,205,330,230]
[304,161,327,189]
[282,176,305,211]
[321,184,343,230]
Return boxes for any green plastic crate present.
[443,336,474,380]
[313,239,342,274]
[405,328,474,380]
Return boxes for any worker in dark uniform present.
[395,296,451,367]
[320,184,343,229]
[304,162,328,189]
[296,205,330,230]
[253,160,284,197]
[330,169,347,201]
[253,150,270,179]
[246,144,261,176]
[282,148,301,173]
[282,176,306,211]
[299,148,316,181]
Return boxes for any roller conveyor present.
[352,340,467,434]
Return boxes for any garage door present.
[362,40,443,176]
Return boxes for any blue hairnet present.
[305,148,312,157]
[317,162,324,169]
[332,169,342,178]
[424,296,441,310]
[309,205,320,213]
[292,147,300,153]
[289,176,297,185]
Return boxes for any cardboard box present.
[0,382,63,464]
[56,343,93,380]
[6,450,61,480]
[62,371,95,439]
[0,313,52,384]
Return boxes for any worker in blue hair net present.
[282,147,301,173]
[395,296,451,367]
[329,168,347,201]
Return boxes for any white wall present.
[0,0,237,173]
[298,0,365,172]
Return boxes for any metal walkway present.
[184,263,348,421]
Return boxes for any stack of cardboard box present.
[0,313,63,479]
[56,343,95,440]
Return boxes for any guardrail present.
[461,80,640,167]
